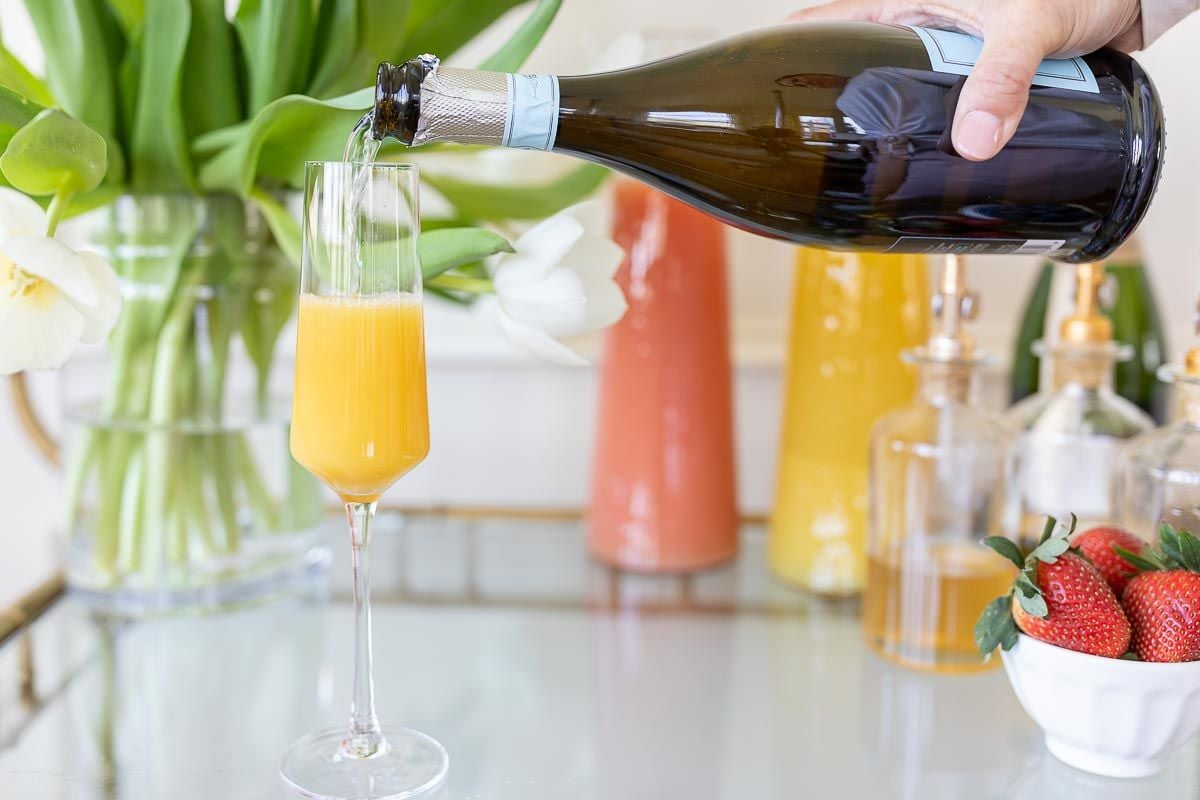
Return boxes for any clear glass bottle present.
[1008,262,1155,543]
[1117,343,1200,540]
[863,256,1019,673]
[1010,235,1169,422]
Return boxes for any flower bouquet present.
[0,0,622,612]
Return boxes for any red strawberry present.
[1072,525,1146,596]
[1010,551,1131,658]
[1114,523,1200,662]
[976,515,1132,660]
[1123,571,1200,662]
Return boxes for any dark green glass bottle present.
[1009,237,1169,421]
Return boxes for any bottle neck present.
[1049,352,1114,391]
[917,361,980,406]
[1179,382,1200,427]
[374,61,561,150]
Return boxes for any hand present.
[788,0,1144,160]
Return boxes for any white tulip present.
[0,188,121,375]
[493,201,627,365]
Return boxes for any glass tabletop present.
[0,513,1197,799]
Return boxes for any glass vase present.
[60,195,328,615]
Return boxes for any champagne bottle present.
[371,22,1164,261]
[1009,236,1169,420]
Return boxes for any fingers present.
[786,0,886,23]
[952,31,1048,160]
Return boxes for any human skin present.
[788,0,1149,161]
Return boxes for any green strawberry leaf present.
[1014,572,1040,598]
[1115,546,1162,573]
[1037,515,1058,546]
[1065,513,1078,536]
[1119,651,1141,661]
[1031,536,1070,564]
[975,594,1017,657]
[1160,523,1183,567]
[1016,589,1048,618]
[983,536,1024,570]
[1178,528,1200,573]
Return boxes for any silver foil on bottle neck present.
[414,66,508,146]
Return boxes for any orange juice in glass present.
[281,161,447,800]
[291,294,429,503]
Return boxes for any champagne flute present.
[282,161,447,799]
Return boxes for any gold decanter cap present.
[1187,295,1200,377]
[1060,262,1113,345]
[926,254,977,360]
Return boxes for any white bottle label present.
[505,73,561,150]
[888,235,1067,255]
[908,26,1100,94]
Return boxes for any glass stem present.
[343,500,385,758]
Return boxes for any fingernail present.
[955,110,1003,159]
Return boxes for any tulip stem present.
[44,189,74,237]
[426,274,494,294]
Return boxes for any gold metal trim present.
[10,372,59,466]
[0,572,66,648]
[369,504,770,525]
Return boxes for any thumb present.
[952,32,1048,161]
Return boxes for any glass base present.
[68,535,331,618]
[280,726,449,800]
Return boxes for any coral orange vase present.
[587,179,738,572]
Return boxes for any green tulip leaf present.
[479,0,562,72]
[0,108,107,195]
[24,0,121,139]
[235,0,315,113]
[0,40,54,107]
[196,88,373,195]
[249,188,302,266]
[396,0,528,72]
[129,0,194,192]
[419,227,513,279]
[424,162,607,221]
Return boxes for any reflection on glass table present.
[0,512,1197,799]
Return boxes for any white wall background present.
[1,1,1198,604]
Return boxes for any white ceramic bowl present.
[1002,633,1200,778]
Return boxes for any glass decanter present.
[1007,262,1154,544]
[863,256,1020,673]
[1116,342,1200,539]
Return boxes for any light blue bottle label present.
[907,26,1100,94]
[504,73,561,150]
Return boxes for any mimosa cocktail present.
[291,294,429,503]
[281,161,447,800]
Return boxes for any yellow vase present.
[769,249,929,595]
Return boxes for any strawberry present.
[1116,523,1200,662]
[976,515,1131,660]
[1072,525,1147,596]
[1009,551,1130,658]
